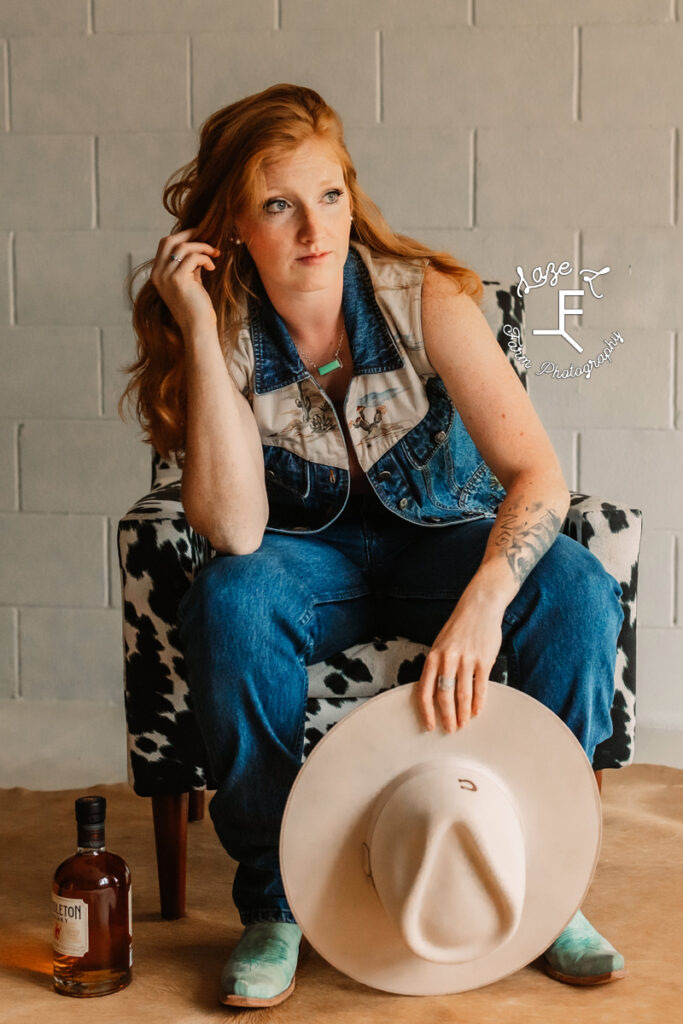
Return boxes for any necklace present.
[295,323,345,376]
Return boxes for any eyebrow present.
[263,179,343,196]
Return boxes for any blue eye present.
[263,189,345,216]
[265,199,289,215]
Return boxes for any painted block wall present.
[0,0,680,780]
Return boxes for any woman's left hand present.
[415,585,506,733]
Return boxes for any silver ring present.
[169,252,183,262]
[437,674,456,691]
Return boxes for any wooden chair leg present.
[594,768,603,794]
[151,793,188,920]
[188,789,205,821]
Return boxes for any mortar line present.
[88,0,94,33]
[469,0,476,26]
[275,0,281,30]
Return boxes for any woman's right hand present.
[149,228,222,337]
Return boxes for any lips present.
[297,251,330,262]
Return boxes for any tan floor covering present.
[1,763,681,1023]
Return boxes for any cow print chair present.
[117,282,642,919]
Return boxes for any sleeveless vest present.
[227,240,507,534]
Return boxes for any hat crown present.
[281,683,603,995]
[366,758,526,964]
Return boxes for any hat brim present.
[280,682,602,995]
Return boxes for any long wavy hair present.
[119,83,484,465]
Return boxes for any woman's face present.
[234,135,353,299]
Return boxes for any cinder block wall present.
[1,2,681,757]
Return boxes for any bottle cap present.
[75,795,106,825]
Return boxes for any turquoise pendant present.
[318,357,342,376]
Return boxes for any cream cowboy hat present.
[279,682,602,995]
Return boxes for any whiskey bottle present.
[52,795,132,997]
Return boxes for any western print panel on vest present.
[226,240,507,533]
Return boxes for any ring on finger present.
[437,674,456,691]
[169,252,183,262]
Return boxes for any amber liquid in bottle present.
[52,795,132,997]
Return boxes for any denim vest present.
[227,240,507,534]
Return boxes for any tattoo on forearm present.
[494,500,563,587]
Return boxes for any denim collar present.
[248,242,405,395]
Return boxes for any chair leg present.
[151,793,188,920]
[188,789,205,821]
[594,769,603,794]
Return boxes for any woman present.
[121,83,625,1008]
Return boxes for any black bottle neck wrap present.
[75,795,106,849]
[77,821,106,849]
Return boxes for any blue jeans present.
[177,489,623,926]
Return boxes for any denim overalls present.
[178,242,624,927]
[227,240,508,533]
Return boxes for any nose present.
[297,204,325,243]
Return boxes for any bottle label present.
[52,892,89,957]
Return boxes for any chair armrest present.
[121,477,185,520]
[562,491,643,769]
[117,487,213,796]
[563,492,643,590]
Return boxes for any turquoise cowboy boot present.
[220,921,303,1008]
[541,909,626,985]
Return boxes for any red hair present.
[119,83,483,465]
